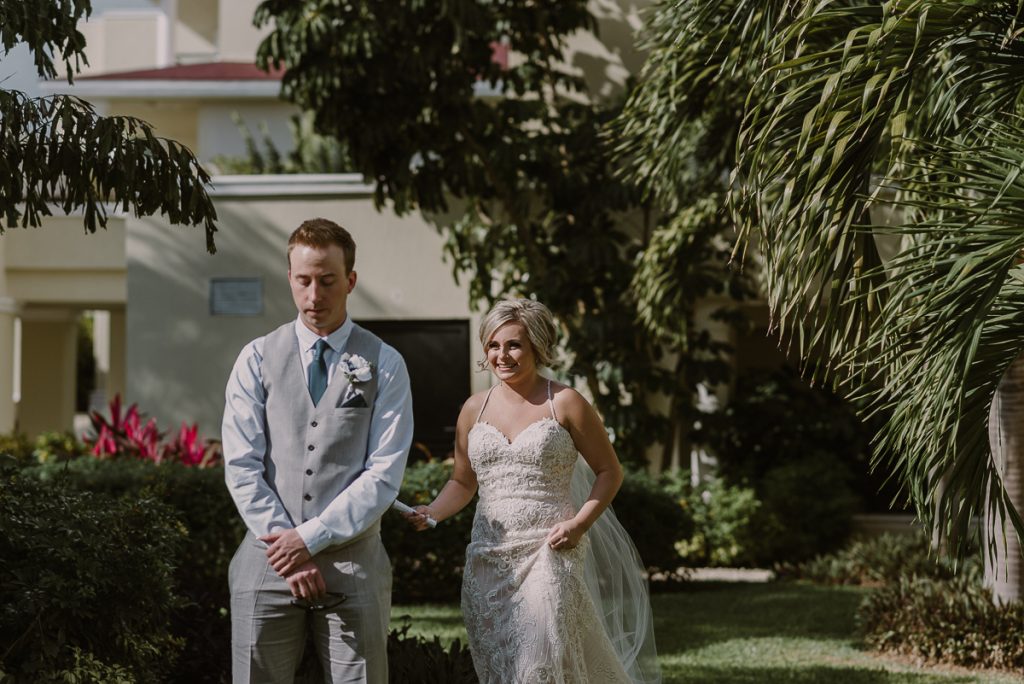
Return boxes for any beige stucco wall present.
[125,188,482,437]
[3,218,126,306]
[77,10,167,76]
[176,0,219,61]
[218,0,269,61]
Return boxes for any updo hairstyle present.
[478,299,559,369]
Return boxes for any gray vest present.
[261,321,383,545]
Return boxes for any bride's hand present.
[546,520,584,551]
[404,505,435,532]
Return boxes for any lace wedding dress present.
[462,383,660,683]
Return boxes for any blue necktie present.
[309,339,329,406]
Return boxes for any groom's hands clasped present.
[261,529,313,575]
[261,530,327,600]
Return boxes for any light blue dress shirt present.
[222,315,414,556]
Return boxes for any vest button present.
[311,421,318,427]
[305,469,313,476]
[307,444,315,451]
[304,494,312,501]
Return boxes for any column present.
[107,308,126,403]
[0,297,16,433]
[19,308,79,437]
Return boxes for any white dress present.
[461,384,634,683]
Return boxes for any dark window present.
[359,319,471,462]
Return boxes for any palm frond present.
[847,118,1024,552]
[734,0,991,377]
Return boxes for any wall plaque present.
[210,278,263,316]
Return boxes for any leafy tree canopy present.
[616,0,1024,555]
[255,0,750,466]
[0,0,218,251]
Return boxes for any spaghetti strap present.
[476,385,497,423]
[546,379,557,421]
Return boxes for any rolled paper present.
[391,499,437,528]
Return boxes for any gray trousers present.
[229,531,392,684]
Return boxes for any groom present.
[222,218,413,683]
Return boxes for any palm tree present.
[617,0,1024,601]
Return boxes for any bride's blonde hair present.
[478,298,558,369]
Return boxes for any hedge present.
[0,473,185,682]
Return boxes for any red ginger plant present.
[86,395,221,467]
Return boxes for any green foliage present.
[254,0,749,467]
[777,533,966,586]
[698,369,864,563]
[211,111,353,175]
[0,0,92,82]
[256,0,593,214]
[386,618,478,684]
[382,460,476,602]
[0,430,88,468]
[29,458,243,683]
[859,567,1024,672]
[0,473,185,682]
[0,0,217,249]
[613,470,694,571]
[620,0,1024,552]
[667,475,763,568]
[755,456,859,563]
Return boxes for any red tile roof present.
[78,61,284,81]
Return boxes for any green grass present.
[391,582,1022,683]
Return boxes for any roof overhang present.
[39,78,282,100]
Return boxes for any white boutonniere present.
[339,353,374,383]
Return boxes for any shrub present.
[0,432,37,467]
[0,473,186,682]
[387,618,478,683]
[751,454,860,563]
[667,475,763,567]
[776,532,966,585]
[28,457,243,683]
[613,469,694,571]
[704,368,866,563]
[0,431,86,468]
[859,567,1024,672]
[382,460,476,603]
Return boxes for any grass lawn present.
[390,582,1021,683]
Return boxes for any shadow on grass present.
[661,664,982,684]
[653,582,865,652]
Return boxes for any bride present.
[403,298,660,683]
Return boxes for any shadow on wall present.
[127,201,296,436]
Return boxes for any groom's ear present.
[347,270,357,293]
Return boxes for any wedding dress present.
[462,382,660,683]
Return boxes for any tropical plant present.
[86,395,222,466]
[0,0,217,249]
[618,0,1024,600]
[210,111,353,175]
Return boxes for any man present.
[222,218,413,683]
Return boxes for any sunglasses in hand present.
[290,591,347,612]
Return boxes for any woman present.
[404,298,660,683]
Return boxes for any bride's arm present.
[548,388,624,549]
[405,398,479,530]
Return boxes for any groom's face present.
[288,242,357,336]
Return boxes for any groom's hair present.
[287,219,357,273]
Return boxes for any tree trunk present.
[985,355,1024,604]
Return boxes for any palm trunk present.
[984,355,1024,604]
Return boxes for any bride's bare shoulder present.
[549,382,591,415]
[458,389,492,423]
